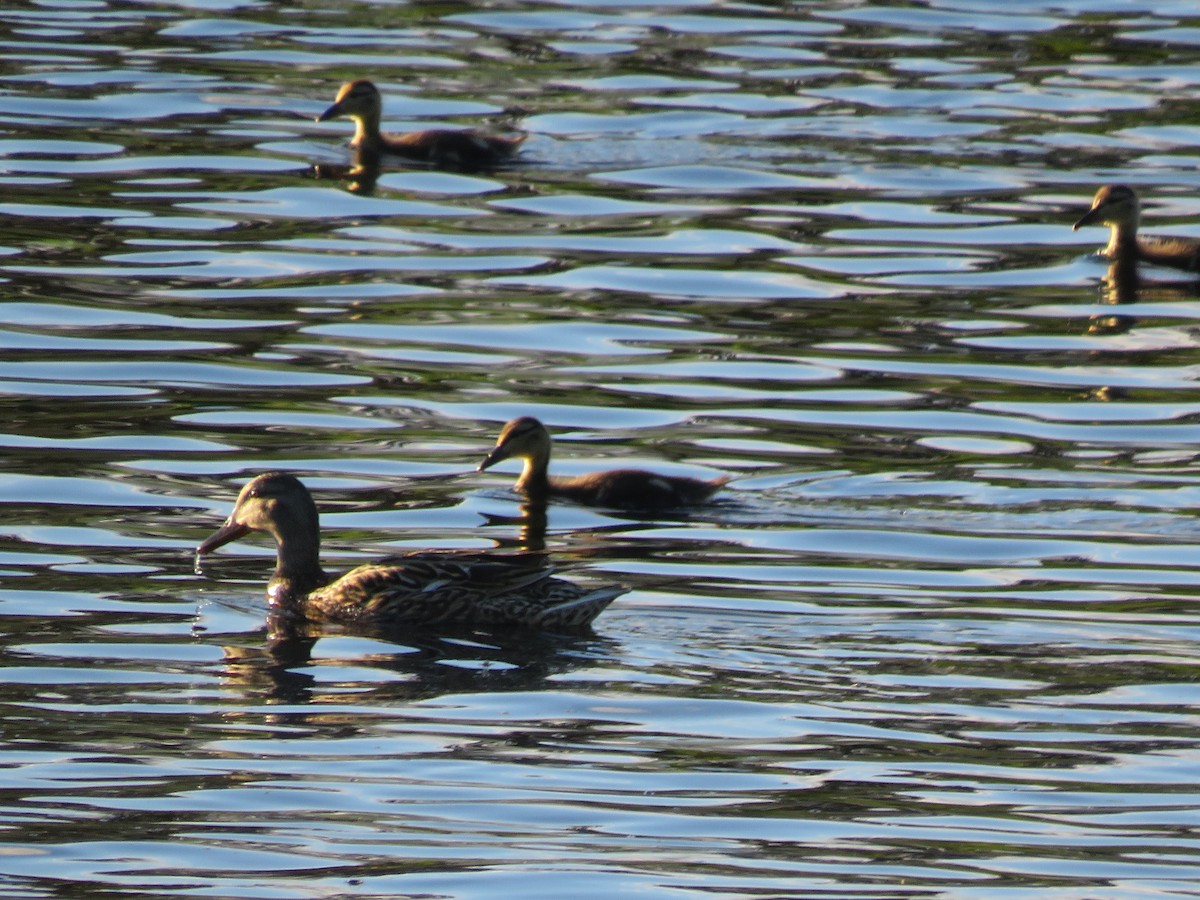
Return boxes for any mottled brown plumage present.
[478,416,728,509]
[1073,184,1200,273]
[196,473,624,631]
[315,79,526,168]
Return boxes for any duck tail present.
[540,585,626,629]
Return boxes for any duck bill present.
[197,517,251,555]
[315,101,345,123]
[1073,206,1104,231]
[477,447,510,472]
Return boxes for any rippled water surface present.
[3,0,1200,897]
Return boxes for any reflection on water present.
[2,0,1200,897]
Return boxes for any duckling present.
[315,79,526,168]
[478,416,728,510]
[196,472,624,631]
[1073,184,1200,273]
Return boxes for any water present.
[1,0,1200,896]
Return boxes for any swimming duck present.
[1073,184,1200,273]
[196,472,624,631]
[478,416,728,509]
[315,79,526,168]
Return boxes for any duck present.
[196,472,625,631]
[315,79,526,168]
[1073,184,1200,273]
[478,416,729,509]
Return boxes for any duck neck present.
[350,112,382,151]
[515,447,553,499]
[267,527,327,608]
[1107,221,1139,259]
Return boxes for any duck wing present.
[305,551,622,630]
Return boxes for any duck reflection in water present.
[310,147,382,195]
[195,472,625,635]
[216,609,616,706]
[477,501,549,554]
[1080,254,1200,335]
[1085,259,1140,336]
[1076,258,1200,403]
[315,79,527,170]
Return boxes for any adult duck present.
[1073,184,1200,273]
[197,472,623,631]
[478,416,728,510]
[315,79,526,168]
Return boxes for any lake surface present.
[2,0,1200,897]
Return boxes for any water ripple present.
[0,1,1199,898]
